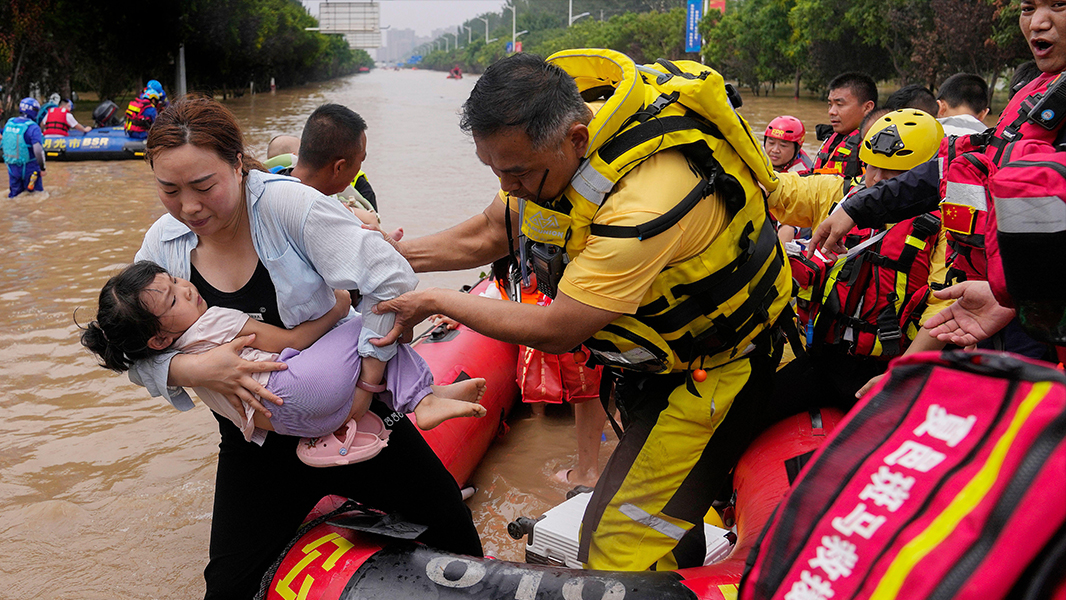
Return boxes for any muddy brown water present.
[0,69,834,598]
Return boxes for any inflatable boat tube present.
[260,400,845,600]
[409,278,520,486]
[42,126,146,161]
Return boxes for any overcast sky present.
[304,1,508,37]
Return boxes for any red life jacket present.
[781,148,814,174]
[42,107,71,136]
[938,72,1066,284]
[791,209,942,358]
[124,97,154,135]
[813,129,863,178]
[987,141,1066,345]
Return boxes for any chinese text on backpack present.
[2,119,32,166]
[740,350,1066,600]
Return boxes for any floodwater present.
[0,68,830,598]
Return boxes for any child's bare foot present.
[431,377,486,403]
[413,394,487,430]
[413,378,488,430]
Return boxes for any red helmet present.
[764,116,806,143]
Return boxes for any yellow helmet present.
[859,109,944,171]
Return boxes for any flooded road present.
[0,68,830,598]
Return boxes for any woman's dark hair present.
[459,53,591,149]
[80,261,169,372]
[146,95,265,175]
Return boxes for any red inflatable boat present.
[405,279,519,487]
[258,278,844,600]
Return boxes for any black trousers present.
[203,401,482,599]
[765,344,889,426]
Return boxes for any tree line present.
[701,0,1029,98]
[418,0,1030,101]
[0,0,374,117]
[418,0,690,72]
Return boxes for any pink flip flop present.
[297,415,389,468]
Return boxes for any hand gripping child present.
[81,261,486,467]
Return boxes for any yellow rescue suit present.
[522,49,792,570]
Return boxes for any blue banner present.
[686,0,703,53]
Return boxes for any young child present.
[81,261,486,467]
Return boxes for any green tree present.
[789,0,895,93]
[700,0,798,96]
[1,0,54,113]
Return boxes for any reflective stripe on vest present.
[995,195,1066,234]
[125,97,153,134]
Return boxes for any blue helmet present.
[146,79,166,100]
[18,97,40,120]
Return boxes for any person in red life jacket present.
[508,284,606,488]
[926,143,1066,366]
[936,73,991,137]
[765,116,815,245]
[124,89,161,140]
[808,0,1066,363]
[764,115,813,174]
[42,99,92,136]
[429,274,609,489]
[812,72,877,177]
[765,109,950,416]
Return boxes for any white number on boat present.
[424,555,626,599]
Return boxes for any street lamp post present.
[505,3,516,53]
[568,0,590,26]
[445,32,456,51]
[463,25,472,45]
[477,17,490,43]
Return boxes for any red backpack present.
[793,211,941,357]
[938,134,995,285]
[937,72,1066,286]
[739,350,1066,600]
[987,143,1066,345]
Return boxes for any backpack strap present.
[589,177,711,240]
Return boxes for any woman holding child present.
[101,96,481,599]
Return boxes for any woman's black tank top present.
[190,261,283,328]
